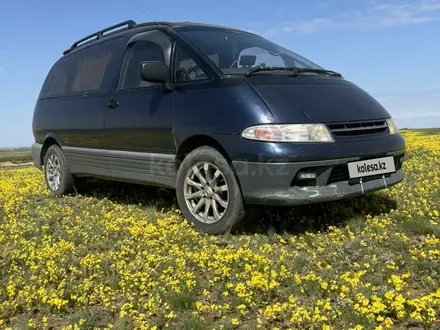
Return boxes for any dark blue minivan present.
[32,20,406,234]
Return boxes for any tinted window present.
[40,61,69,97]
[70,47,113,93]
[118,31,172,89]
[39,39,118,98]
[174,46,208,82]
[173,27,323,76]
[39,58,72,98]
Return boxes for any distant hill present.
[0,146,31,152]
[395,116,440,129]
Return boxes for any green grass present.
[0,129,439,329]
[0,150,32,164]
[402,127,440,136]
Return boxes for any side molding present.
[63,146,177,188]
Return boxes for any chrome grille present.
[328,120,388,136]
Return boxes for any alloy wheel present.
[46,154,61,191]
[183,162,229,224]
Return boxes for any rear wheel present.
[176,146,246,234]
[43,145,74,196]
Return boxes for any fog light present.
[297,172,317,180]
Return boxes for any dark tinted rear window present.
[40,38,120,98]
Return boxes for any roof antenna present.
[129,0,165,27]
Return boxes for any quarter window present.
[40,61,69,97]
[174,46,209,83]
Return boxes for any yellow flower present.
[1,131,440,329]
[384,317,393,328]
[350,325,363,330]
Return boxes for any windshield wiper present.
[288,68,343,78]
[244,66,343,78]
[244,66,295,77]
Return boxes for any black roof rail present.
[63,20,137,55]
[135,21,173,28]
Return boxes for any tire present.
[176,146,246,235]
[43,144,74,196]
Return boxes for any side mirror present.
[141,61,169,83]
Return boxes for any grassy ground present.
[0,150,32,164]
[0,130,439,330]
[401,127,440,136]
[411,128,440,136]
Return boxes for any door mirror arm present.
[160,83,174,92]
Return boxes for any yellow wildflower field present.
[0,129,439,330]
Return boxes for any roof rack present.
[63,20,137,55]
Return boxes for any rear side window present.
[39,38,119,98]
[70,48,113,93]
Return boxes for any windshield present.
[173,26,324,76]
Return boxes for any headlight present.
[386,118,399,135]
[241,124,334,142]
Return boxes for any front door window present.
[118,31,172,90]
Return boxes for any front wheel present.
[176,146,246,234]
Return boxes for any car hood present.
[245,76,391,123]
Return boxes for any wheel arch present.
[176,135,231,167]
[175,134,245,197]
[41,134,63,166]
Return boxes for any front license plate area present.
[348,156,396,179]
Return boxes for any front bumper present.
[233,150,405,206]
[32,142,43,170]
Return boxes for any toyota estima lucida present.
[31,20,406,234]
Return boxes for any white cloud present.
[260,26,282,38]
[253,0,440,36]
[255,18,334,38]
[352,0,440,28]
[283,18,334,34]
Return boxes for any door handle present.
[107,99,119,109]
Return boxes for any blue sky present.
[0,0,439,147]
